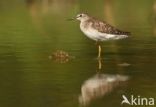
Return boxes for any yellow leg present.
[98,58,102,70]
[98,45,101,58]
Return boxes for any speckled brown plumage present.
[85,17,130,35]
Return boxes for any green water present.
[0,0,156,107]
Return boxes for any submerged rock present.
[49,50,74,63]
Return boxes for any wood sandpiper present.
[69,13,130,58]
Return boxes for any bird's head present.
[67,13,89,22]
[75,13,89,21]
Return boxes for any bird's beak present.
[67,17,75,21]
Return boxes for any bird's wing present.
[91,18,130,35]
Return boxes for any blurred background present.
[0,0,156,107]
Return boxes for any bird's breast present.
[80,22,100,41]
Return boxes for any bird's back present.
[86,17,130,35]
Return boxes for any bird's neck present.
[80,17,90,23]
[80,19,91,30]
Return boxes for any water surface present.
[0,0,156,107]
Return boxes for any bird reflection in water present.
[79,59,129,106]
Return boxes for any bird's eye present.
[79,14,82,17]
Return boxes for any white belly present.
[80,24,128,41]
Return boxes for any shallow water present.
[0,0,156,107]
